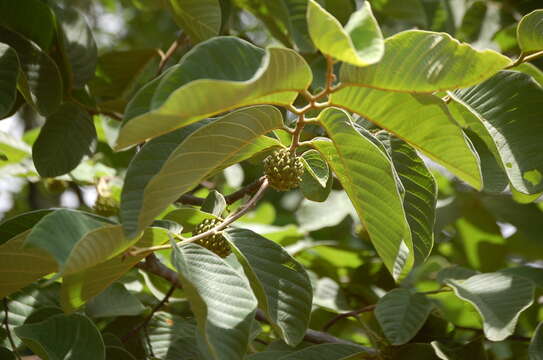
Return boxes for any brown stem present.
[157,33,189,75]
[177,177,265,206]
[3,298,21,359]
[322,305,376,332]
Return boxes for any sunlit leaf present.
[121,105,283,238]
[312,108,413,280]
[116,37,311,149]
[225,228,312,346]
[300,149,332,202]
[517,10,543,54]
[171,242,258,360]
[307,0,383,66]
[0,131,30,169]
[340,30,511,92]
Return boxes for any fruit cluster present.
[263,148,304,191]
[192,218,231,258]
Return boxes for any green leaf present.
[15,313,105,360]
[0,43,20,118]
[386,136,437,264]
[32,103,97,177]
[23,209,123,276]
[340,30,511,93]
[201,190,227,217]
[121,105,284,238]
[60,227,169,312]
[54,6,98,88]
[0,209,53,246]
[431,339,487,360]
[530,323,543,360]
[450,71,543,194]
[443,272,534,341]
[313,277,350,312]
[0,231,57,298]
[277,343,369,359]
[300,149,332,202]
[311,108,413,280]
[455,1,487,43]
[224,228,312,346]
[106,346,137,360]
[85,283,145,318]
[499,266,543,289]
[375,288,433,345]
[169,0,221,43]
[517,10,543,54]
[116,37,311,149]
[372,0,427,27]
[0,0,56,50]
[0,131,30,169]
[512,62,543,86]
[283,0,315,53]
[164,207,216,233]
[307,0,384,66]
[0,347,14,359]
[0,26,62,116]
[171,242,258,360]
[145,312,201,359]
[330,87,482,189]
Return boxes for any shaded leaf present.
[312,108,413,280]
[164,207,216,233]
[32,103,97,177]
[225,228,312,346]
[530,323,543,360]
[340,30,511,93]
[277,343,368,359]
[331,87,482,189]
[116,37,311,149]
[169,0,221,43]
[201,190,227,217]
[444,272,534,341]
[0,43,20,118]
[171,242,258,360]
[0,26,62,116]
[375,288,433,345]
[15,313,105,360]
[517,10,543,54]
[145,312,201,360]
[85,283,145,318]
[451,71,543,194]
[121,105,283,238]
[307,0,383,66]
[300,149,332,202]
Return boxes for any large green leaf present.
[0,231,57,298]
[169,0,221,43]
[300,149,332,202]
[306,0,383,66]
[171,242,258,360]
[15,313,105,360]
[311,108,413,280]
[283,0,315,53]
[115,37,311,149]
[530,322,543,360]
[60,227,169,312]
[340,30,511,93]
[372,0,427,27]
[0,26,62,116]
[0,209,52,246]
[331,87,482,189]
[386,136,437,264]
[32,103,97,177]
[0,131,30,169]
[121,105,283,238]
[23,209,118,276]
[443,272,534,341]
[85,283,145,318]
[517,10,543,54]
[145,312,201,359]
[224,228,312,346]
[0,0,56,50]
[375,288,433,345]
[277,344,369,359]
[54,6,98,88]
[0,43,20,117]
[450,71,543,194]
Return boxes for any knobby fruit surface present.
[263,148,304,191]
[93,195,119,217]
[192,217,231,258]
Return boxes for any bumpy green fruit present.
[263,148,304,191]
[44,178,69,194]
[192,218,231,258]
[93,195,119,217]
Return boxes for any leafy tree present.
[0,0,543,359]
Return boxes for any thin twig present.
[157,33,189,75]
[505,49,543,69]
[3,298,21,359]
[176,177,265,206]
[129,178,269,256]
[322,305,376,332]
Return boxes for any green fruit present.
[44,178,69,194]
[192,218,231,258]
[263,148,304,191]
[93,195,119,217]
